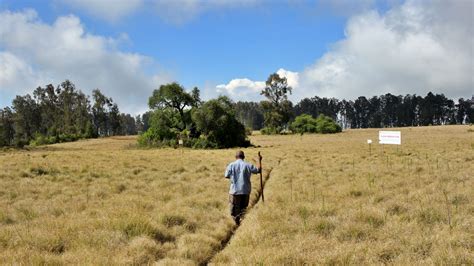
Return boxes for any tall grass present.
[0,126,472,264]
[212,125,473,264]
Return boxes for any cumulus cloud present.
[216,68,299,101]
[217,0,473,102]
[216,78,265,100]
[0,9,171,114]
[297,0,474,100]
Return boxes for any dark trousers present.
[229,194,249,225]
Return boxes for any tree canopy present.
[260,73,293,133]
[0,80,138,147]
[139,86,250,149]
[192,96,249,148]
[148,82,198,131]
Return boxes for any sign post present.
[367,139,372,155]
[378,131,401,155]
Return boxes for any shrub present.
[140,96,250,149]
[191,137,218,149]
[315,114,342,133]
[192,96,250,148]
[290,114,318,134]
[290,114,341,134]
[30,133,82,146]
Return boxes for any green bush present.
[315,114,342,134]
[140,95,250,149]
[191,96,250,148]
[290,114,318,134]
[290,114,341,134]
[190,137,218,149]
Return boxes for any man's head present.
[235,150,245,160]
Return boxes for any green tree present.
[138,109,181,146]
[148,83,197,131]
[120,113,137,135]
[33,84,60,136]
[260,73,293,133]
[135,115,144,133]
[92,89,112,136]
[192,96,249,148]
[12,94,41,146]
[108,103,121,136]
[0,107,15,146]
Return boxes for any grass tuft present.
[126,236,165,264]
[161,214,187,227]
[417,208,443,225]
[313,219,336,237]
[29,166,49,176]
[115,183,127,193]
[386,204,407,215]
[349,190,363,197]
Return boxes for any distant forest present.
[234,93,474,130]
[0,80,140,147]
[1,79,473,147]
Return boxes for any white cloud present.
[217,0,473,102]
[0,9,171,114]
[216,78,265,101]
[298,0,474,100]
[215,68,299,101]
[60,0,143,22]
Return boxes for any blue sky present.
[1,0,472,114]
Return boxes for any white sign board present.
[178,139,184,145]
[367,139,372,144]
[379,131,401,145]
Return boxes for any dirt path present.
[203,156,283,265]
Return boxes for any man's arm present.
[224,164,232,179]
[250,155,262,174]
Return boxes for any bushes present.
[139,96,251,149]
[315,114,342,133]
[29,133,86,146]
[192,97,250,148]
[290,114,341,134]
[290,114,318,134]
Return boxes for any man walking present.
[225,150,262,225]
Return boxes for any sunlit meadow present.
[0,126,472,265]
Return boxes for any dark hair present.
[236,150,245,159]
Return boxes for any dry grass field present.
[213,125,474,264]
[0,125,472,265]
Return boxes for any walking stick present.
[258,151,264,202]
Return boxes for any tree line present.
[0,80,141,147]
[235,92,474,130]
[2,75,472,148]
